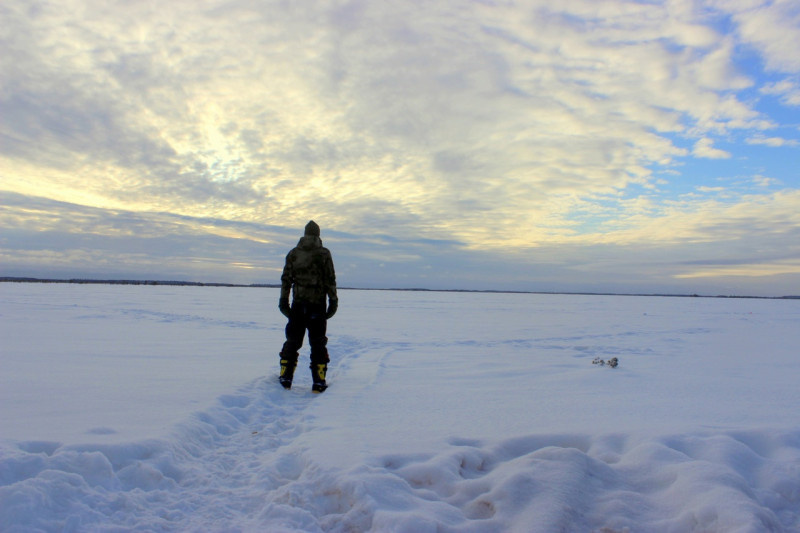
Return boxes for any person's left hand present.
[279,298,291,318]
[326,298,338,319]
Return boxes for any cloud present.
[692,138,732,159]
[0,191,294,282]
[746,135,799,147]
[752,175,779,187]
[760,79,800,106]
[674,259,800,279]
[720,0,800,72]
[0,2,773,233]
[4,187,799,296]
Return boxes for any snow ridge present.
[2,378,799,532]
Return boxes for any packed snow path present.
[2,284,800,531]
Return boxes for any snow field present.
[1,284,799,531]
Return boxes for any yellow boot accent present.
[315,364,327,382]
[312,363,328,393]
[280,359,296,389]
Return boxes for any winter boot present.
[311,363,327,393]
[279,356,297,389]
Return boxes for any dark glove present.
[279,298,291,318]
[325,298,338,319]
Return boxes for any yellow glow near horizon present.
[674,261,800,279]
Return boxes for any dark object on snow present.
[592,357,619,368]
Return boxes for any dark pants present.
[280,301,329,365]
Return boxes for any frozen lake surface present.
[1,283,799,531]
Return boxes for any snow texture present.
[1,283,799,532]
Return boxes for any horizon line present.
[2,276,798,301]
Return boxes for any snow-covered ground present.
[1,283,799,532]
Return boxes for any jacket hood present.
[304,220,320,237]
[297,235,322,250]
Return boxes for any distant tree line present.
[2,277,797,299]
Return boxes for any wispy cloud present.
[746,135,799,147]
[760,79,800,106]
[692,138,732,159]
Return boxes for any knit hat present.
[304,220,320,236]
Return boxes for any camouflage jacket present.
[280,236,337,306]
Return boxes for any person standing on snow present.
[278,220,338,392]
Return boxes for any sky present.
[1,0,799,296]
